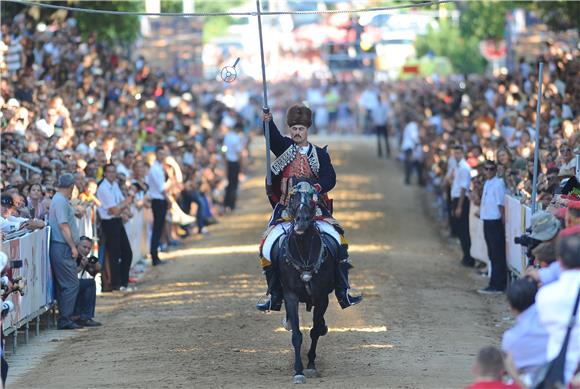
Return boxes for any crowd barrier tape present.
[2,227,54,334]
[468,195,533,279]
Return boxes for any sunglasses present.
[483,167,496,171]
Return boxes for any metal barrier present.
[1,227,54,347]
[9,158,41,181]
[1,205,150,350]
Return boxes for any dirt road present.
[13,137,507,389]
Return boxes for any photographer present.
[96,163,133,292]
[73,236,101,327]
[523,211,562,286]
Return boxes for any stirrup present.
[256,295,282,312]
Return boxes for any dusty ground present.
[12,137,509,389]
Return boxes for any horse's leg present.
[306,296,329,376]
[285,293,305,384]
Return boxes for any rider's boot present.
[335,259,363,309]
[256,265,283,312]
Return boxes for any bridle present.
[284,185,325,294]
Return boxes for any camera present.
[87,255,99,265]
[514,234,540,249]
[514,230,541,265]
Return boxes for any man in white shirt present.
[223,124,244,212]
[96,163,133,291]
[146,146,169,266]
[536,227,580,385]
[116,150,134,179]
[450,144,474,267]
[478,160,508,294]
[401,117,420,185]
[372,95,390,158]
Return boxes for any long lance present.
[256,0,272,196]
[530,62,544,214]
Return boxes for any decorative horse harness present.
[273,185,338,296]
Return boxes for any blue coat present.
[265,120,336,208]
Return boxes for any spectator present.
[27,183,48,220]
[478,160,508,294]
[116,150,134,179]
[502,278,549,384]
[465,346,521,389]
[223,123,244,212]
[536,226,580,385]
[372,94,390,158]
[531,241,557,268]
[96,163,134,292]
[450,144,474,267]
[401,114,421,185]
[146,146,169,266]
[0,194,44,234]
[74,236,101,327]
[47,173,81,330]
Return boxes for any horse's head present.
[288,180,318,235]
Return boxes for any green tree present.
[458,0,513,41]
[530,1,580,32]
[416,20,486,75]
[71,1,143,43]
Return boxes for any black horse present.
[269,181,340,384]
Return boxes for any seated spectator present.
[501,278,549,384]
[73,236,101,327]
[465,346,521,389]
[536,226,580,385]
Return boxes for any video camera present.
[514,228,541,265]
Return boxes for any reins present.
[283,190,326,294]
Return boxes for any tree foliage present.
[530,1,580,32]
[71,1,142,43]
[416,20,486,75]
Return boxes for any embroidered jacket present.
[265,120,336,208]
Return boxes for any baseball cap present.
[57,173,75,188]
[529,211,560,241]
[0,195,14,207]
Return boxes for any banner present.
[2,228,53,331]
[469,203,489,269]
[505,195,527,277]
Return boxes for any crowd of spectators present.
[0,11,262,245]
[0,8,262,339]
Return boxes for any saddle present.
[259,220,343,264]
[274,228,340,275]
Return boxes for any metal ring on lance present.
[220,58,240,83]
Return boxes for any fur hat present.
[286,104,312,128]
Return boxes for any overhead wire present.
[4,0,454,17]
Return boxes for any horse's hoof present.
[282,317,291,331]
[304,369,318,378]
[293,375,306,384]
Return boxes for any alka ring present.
[220,57,240,83]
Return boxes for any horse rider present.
[257,104,363,311]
